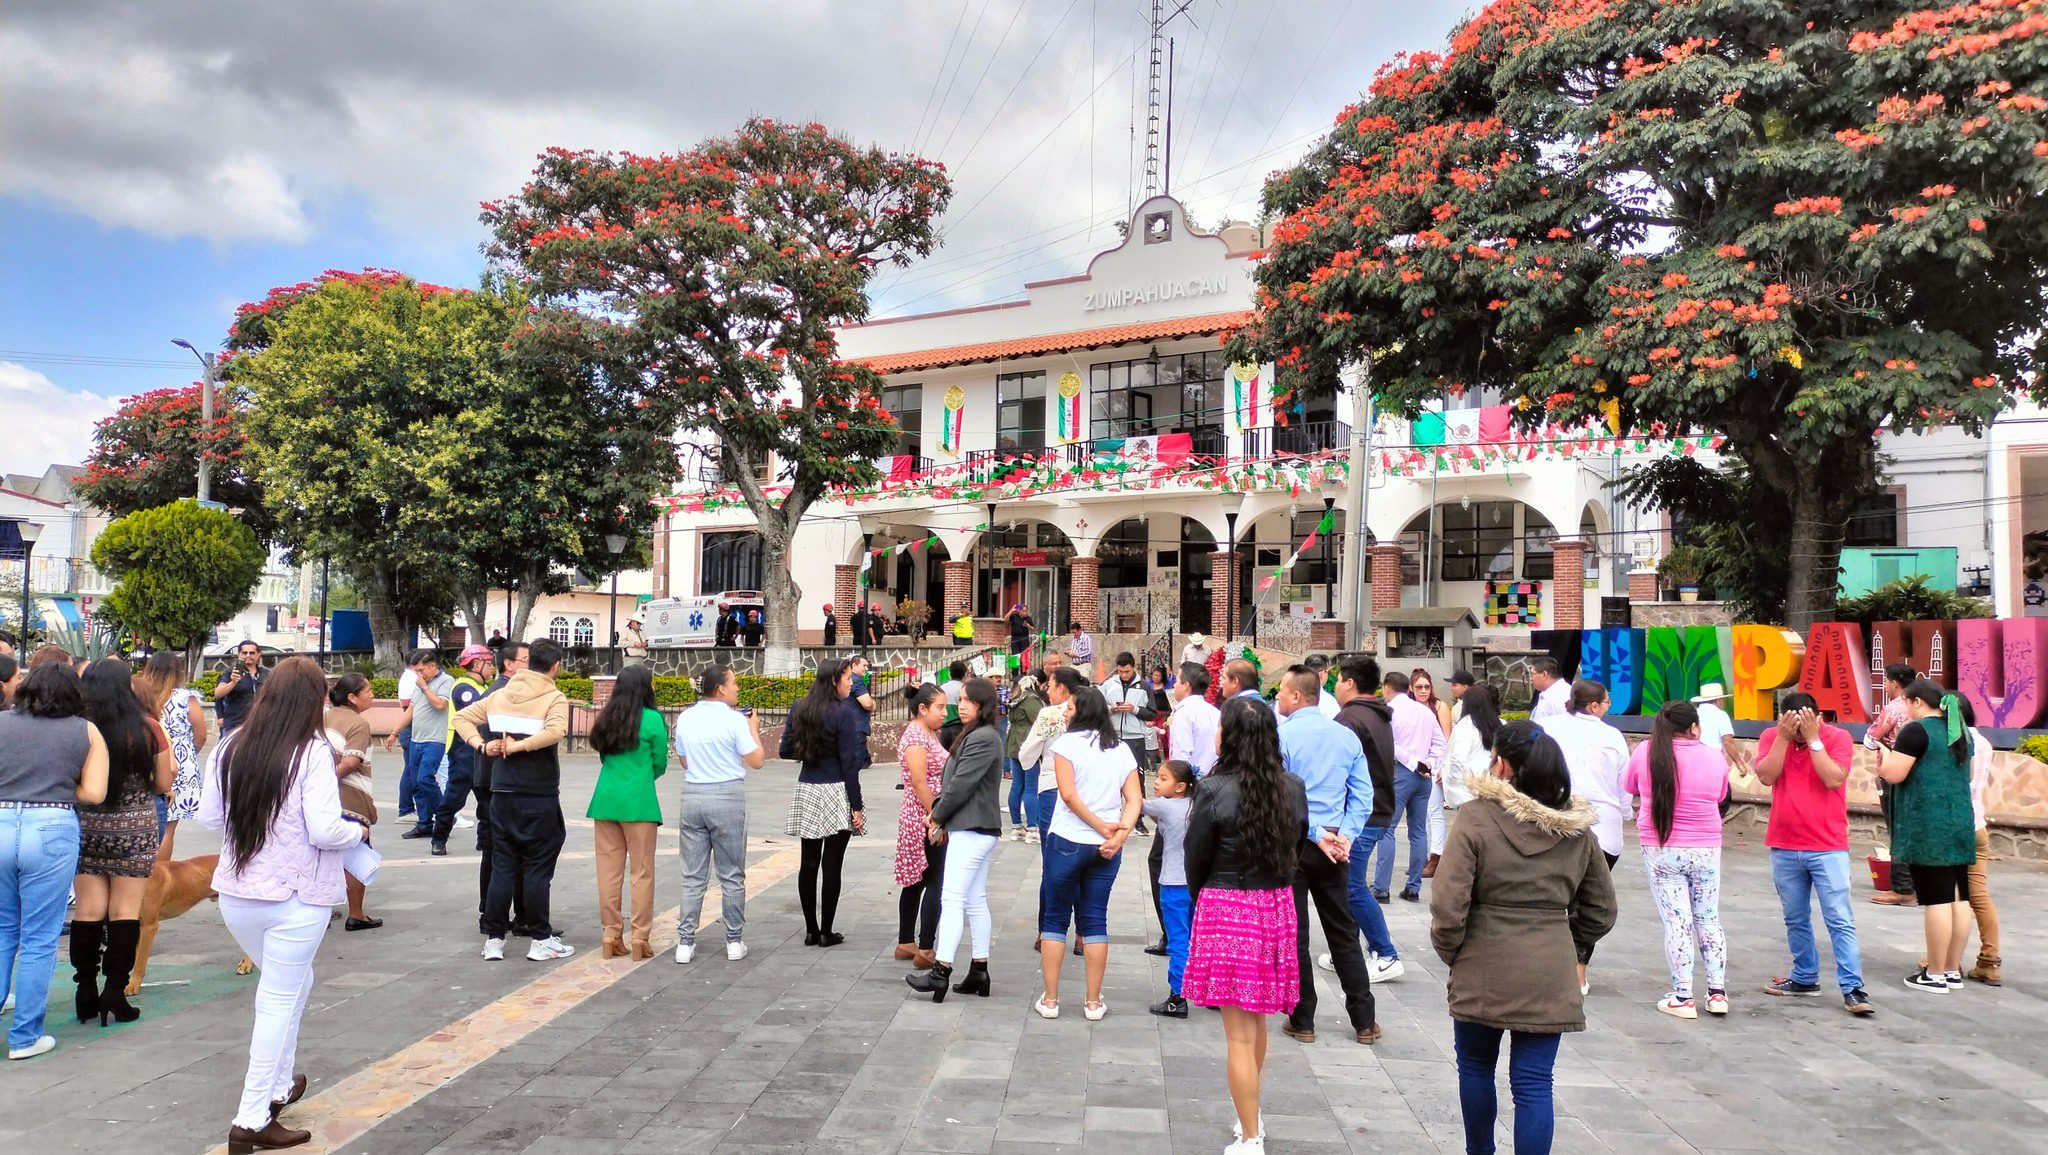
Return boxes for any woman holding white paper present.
[199,657,366,1153]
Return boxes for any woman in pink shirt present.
[198,658,367,1153]
[1623,700,1731,1020]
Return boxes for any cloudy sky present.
[0,0,1464,476]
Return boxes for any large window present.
[1089,350,1224,443]
[1400,502,1553,584]
[998,372,1046,453]
[1845,492,1901,548]
[700,531,762,594]
[882,382,923,458]
[548,616,571,644]
[573,617,596,646]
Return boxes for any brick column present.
[1550,539,1587,631]
[1629,568,1660,604]
[833,564,860,620]
[942,560,974,619]
[1209,549,1251,640]
[1068,556,1101,633]
[1369,543,1405,616]
[1308,619,1348,652]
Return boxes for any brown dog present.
[128,854,255,996]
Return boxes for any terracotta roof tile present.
[854,310,1251,374]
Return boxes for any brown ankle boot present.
[1422,854,1441,879]
[1968,957,2002,986]
[601,934,625,960]
[631,939,653,961]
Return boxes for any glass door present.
[1025,568,1062,639]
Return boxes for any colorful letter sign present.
[1798,622,1871,724]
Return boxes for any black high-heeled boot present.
[905,961,954,1002]
[69,919,104,1024]
[951,959,991,998]
[99,919,142,1024]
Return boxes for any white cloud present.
[0,362,115,478]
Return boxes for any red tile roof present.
[854,310,1252,374]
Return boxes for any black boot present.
[1149,993,1190,1018]
[905,961,954,1003]
[951,959,991,998]
[69,919,104,1024]
[99,919,142,1024]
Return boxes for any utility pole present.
[1142,1,1198,199]
[1345,356,1374,651]
[171,339,218,504]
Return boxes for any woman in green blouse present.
[1877,679,1979,995]
[589,666,669,960]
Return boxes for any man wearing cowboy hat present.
[1690,683,1749,774]
[622,616,648,664]
[1181,632,1210,667]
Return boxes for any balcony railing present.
[0,556,113,596]
[1243,420,1351,459]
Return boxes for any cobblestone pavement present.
[4,755,2044,1155]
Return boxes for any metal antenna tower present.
[1142,0,1198,198]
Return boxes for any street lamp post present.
[1321,494,1337,620]
[605,534,628,673]
[171,339,219,504]
[985,501,997,626]
[860,528,875,661]
[1221,491,1245,643]
[16,521,43,645]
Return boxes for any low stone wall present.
[1627,601,1738,628]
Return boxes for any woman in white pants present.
[907,680,1005,1002]
[198,658,367,1153]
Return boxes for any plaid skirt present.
[785,781,852,840]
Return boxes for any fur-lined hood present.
[1465,772,1596,856]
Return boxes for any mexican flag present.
[1112,433,1193,465]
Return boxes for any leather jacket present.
[1185,771,1309,894]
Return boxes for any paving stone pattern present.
[3,756,2045,1155]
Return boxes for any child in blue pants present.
[1144,760,1195,1017]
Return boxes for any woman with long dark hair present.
[323,673,380,931]
[588,664,668,959]
[781,659,866,946]
[199,657,367,1152]
[0,663,109,1060]
[1623,699,1731,1018]
[1037,687,1142,1021]
[895,684,950,966]
[1434,720,1615,1155]
[1879,680,1981,993]
[908,678,1005,1000]
[135,651,209,861]
[1183,696,1309,1152]
[73,656,175,1025]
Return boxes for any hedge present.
[191,667,905,714]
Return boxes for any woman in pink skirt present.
[1183,697,1309,1155]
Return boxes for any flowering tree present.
[73,382,273,535]
[1237,0,2048,626]
[484,119,951,673]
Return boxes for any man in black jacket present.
[1328,654,1407,981]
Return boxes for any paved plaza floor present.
[4,753,2045,1155]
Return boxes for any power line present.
[910,0,978,150]
[0,349,189,369]
[915,0,996,154]
[947,0,1086,174]
[1220,0,1358,210]
[933,0,1034,159]
[1184,0,1276,186]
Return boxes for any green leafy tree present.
[73,382,273,535]
[483,119,952,673]
[1235,0,2048,627]
[90,500,265,670]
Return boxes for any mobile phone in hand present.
[738,706,754,718]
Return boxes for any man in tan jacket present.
[455,638,572,963]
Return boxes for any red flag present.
[1155,432,1193,466]
[1478,405,1513,442]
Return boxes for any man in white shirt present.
[1529,657,1569,720]
[672,665,765,963]
[1180,632,1210,667]
[1307,654,1342,719]
[1537,677,1632,992]
[1691,683,1741,771]
[1167,663,1221,778]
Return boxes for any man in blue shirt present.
[1275,664,1381,1045]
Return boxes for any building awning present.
[854,310,1252,374]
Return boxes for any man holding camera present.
[211,641,268,737]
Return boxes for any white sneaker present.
[1369,957,1405,982]
[527,936,575,961]
[726,941,749,961]
[481,938,505,961]
[1,992,12,1013]
[1223,1135,1265,1154]
[7,1035,55,1060]
[1025,829,1039,844]
[1232,1115,1264,1140]
[1034,994,1060,1019]
[675,941,696,964]
[454,814,475,829]
[1083,1001,1107,1021]
[1316,952,1335,972]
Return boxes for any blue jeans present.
[1347,826,1400,959]
[1037,788,1058,840]
[1039,832,1121,944]
[400,740,445,829]
[1160,884,1191,994]
[1770,848,1864,991]
[1007,759,1039,828]
[1374,766,1431,894]
[1453,1019,1561,1155]
[0,805,82,1050]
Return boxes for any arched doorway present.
[978,518,1073,635]
[1179,517,1217,634]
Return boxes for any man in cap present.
[431,645,497,857]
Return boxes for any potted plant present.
[1658,545,1713,603]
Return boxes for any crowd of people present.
[0,622,2014,1155]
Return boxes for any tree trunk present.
[509,564,544,644]
[758,503,804,676]
[462,590,490,644]
[360,560,407,675]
